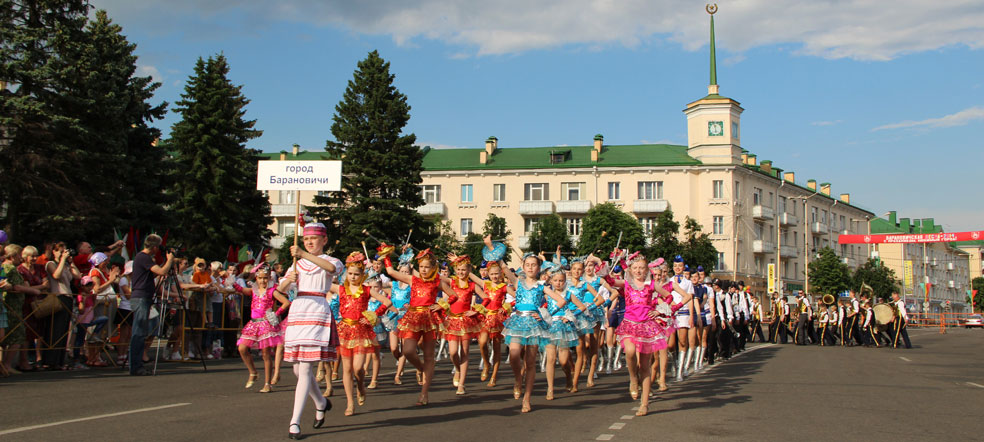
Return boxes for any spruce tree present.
[680,216,718,272]
[167,54,270,259]
[577,203,646,257]
[648,209,683,262]
[310,50,433,255]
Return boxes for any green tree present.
[309,50,433,256]
[808,247,851,296]
[648,209,682,261]
[482,213,512,264]
[167,54,271,259]
[680,216,718,272]
[577,203,646,257]
[430,219,461,259]
[851,258,900,301]
[461,232,485,268]
[526,214,571,255]
[970,277,984,313]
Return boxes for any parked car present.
[964,315,983,329]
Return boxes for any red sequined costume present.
[397,275,444,341]
[480,281,510,339]
[336,284,387,357]
[443,277,481,341]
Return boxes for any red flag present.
[126,226,136,258]
[226,245,239,264]
[154,229,169,265]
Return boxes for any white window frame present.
[460,184,473,203]
[713,216,724,235]
[422,185,441,204]
[607,182,620,200]
[716,252,726,271]
[460,218,473,236]
[524,183,548,201]
[565,218,582,237]
[524,218,540,234]
[637,181,663,200]
[561,182,584,201]
[639,217,657,236]
[712,180,724,199]
[493,184,506,202]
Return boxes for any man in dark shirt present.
[129,234,174,375]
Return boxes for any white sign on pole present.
[256,160,342,191]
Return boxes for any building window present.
[713,216,724,235]
[637,181,663,200]
[460,184,473,203]
[734,181,741,200]
[752,187,763,206]
[279,190,295,204]
[791,200,797,216]
[732,121,739,139]
[422,185,441,204]
[716,252,726,271]
[639,217,657,236]
[279,222,295,238]
[794,262,799,278]
[493,184,506,202]
[778,196,787,214]
[524,218,540,234]
[783,260,789,275]
[840,215,846,232]
[821,209,828,224]
[607,182,620,200]
[460,218,473,236]
[561,182,584,201]
[755,256,763,275]
[754,222,764,240]
[712,180,724,199]
[736,253,741,272]
[565,218,582,237]
[793,232,797,247]
[524,183,548,201]
[811,206,818,223]
[781,229,788,244]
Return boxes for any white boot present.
[540,352,547,373]
[683,348,694,377]
[613,346,623,371]
[675,351,685,382]
[696,347,706,372]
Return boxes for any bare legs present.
[448,338,471,394]
[544,344,571,400]
[341,353,367,415]
[401,336,435,404]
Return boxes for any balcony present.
[519,200,554,216]
[555,200,591,214]
[946,262,955,270]
[518,236,531,250]
[811,222,828,235]
[752,239,775,254]
[752,205,774,220]
[779,212,798,226]
[271,204,297,217]
[269,236,287,248]
[948,280,955,288]
[780,245,798,258]
[416,202,446,217]
[632,199,669,214]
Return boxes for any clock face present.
[708,121,724,136]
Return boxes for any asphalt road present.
[1,327,982,441]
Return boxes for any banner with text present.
[838,231,984,244]
[767,263,776,293]
[256,160,342,191]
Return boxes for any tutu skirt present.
[283,295,339,363]
[383,309,406,333]
[337,319,379,357]
[542,317,579,349]
[575,308,603,335]
[616,318,671,353]
[397,307,443,341]
[237,318,284,349]
[675,313,693,329]
[444,313,481,341]
[502,312,549,346]
[480,309,508,340]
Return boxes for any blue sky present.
[93,1,984,232]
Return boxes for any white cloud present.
[92,0,984,60]
[811,120,842,126]
[136,64,163,83]
[418,141,471,150]
[872,106,984,131]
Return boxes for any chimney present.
[807,179,816,191]
[888,211,897,225]
[593,134,604,152]
[741,153,748,164]
[760,160,772,174]
[591,149,599,162]
[820,183,831,196]
[747,154,757,166]
[485,136,497,156]
[292,144,300,156]
[279,151,287,161]
[480,150,488,164]
[784,172,795,183]
[839,193,850,204]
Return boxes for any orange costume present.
[336,284,386,357]
[443,277,481,341]
[396,276,444,341]
[480,281,510,339]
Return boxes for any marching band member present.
[793,292,809,345]
[780,295,790,344]
[669,256,695,381]
[890,291,912,349]
[848,290,862,346]
[861,300,877,347]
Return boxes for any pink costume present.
[614,279,675,353]
[236,287,285,349]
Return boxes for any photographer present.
[128,234,174,376]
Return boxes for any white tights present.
[291,362,327,428]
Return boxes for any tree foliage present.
[526,214,571,255]
[851,258,900,301]
[970,277,984,313]
[680,216,718,272]
[648,209,682,261]
[167,54,271,259]
[577,203,646,257]
[808,247,851,296]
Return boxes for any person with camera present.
[41,242,82,370]
[129,234,175,376]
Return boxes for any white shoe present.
[206,354,215,360]
[170,351,181,361]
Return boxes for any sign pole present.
[292,190,301,275]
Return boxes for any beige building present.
[260,14,875,297]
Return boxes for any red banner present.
[838,231,984,244]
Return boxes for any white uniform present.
[672,275,695,328]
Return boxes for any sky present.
[91,0,984,232]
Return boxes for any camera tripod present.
[151,264,208,374]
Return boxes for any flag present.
[238,245,251,263]
[226,245,239,264]
[256,247,270,265]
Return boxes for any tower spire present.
[707,4,719,95]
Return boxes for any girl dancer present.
[443,255,483,395]
[365,277,389,390]
[541,267,575,400]
[320,285,342,397]
[235,266,289,393]
[602,263,625,374]
[692,270,713,372]
[280,223,342,440]
[669,257,696,382]
[502,254,565,413]
[476,261,509,387]
[384,247,448,406]
[385,262,412,384]
[568,258,604,392]
[329,253,393,416]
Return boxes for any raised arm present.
[290,246,337,273]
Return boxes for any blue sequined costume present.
[543,284,579,349]
[502,280,549,346]
[368,298,387,342]
[384,280,412,332]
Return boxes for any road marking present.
[609,423,626,430]
[620,415,635,420]
[966,382,984,389]
[899,357,912,362]
[0,403,191,436]
[596,434,614,441]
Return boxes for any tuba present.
[822,294,836,306]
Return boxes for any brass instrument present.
[822,294,836,306]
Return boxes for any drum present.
[873,303,895,327]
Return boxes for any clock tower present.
[684,6,743,165]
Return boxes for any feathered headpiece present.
[451,255,471,267]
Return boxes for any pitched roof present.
[421,144,700,171]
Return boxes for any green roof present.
[258,151,336,161]
[872,212,943,234]
[421,144,700,171]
